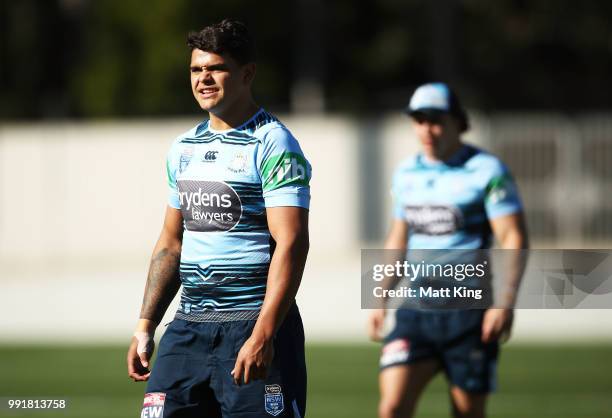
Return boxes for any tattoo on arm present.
[140,248,182,323]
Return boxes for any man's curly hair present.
[187,19,256,65]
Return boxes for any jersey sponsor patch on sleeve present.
[141,392,165,418]
[485,174,516,205]
[261,152,310,192]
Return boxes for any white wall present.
[1,117,610,343]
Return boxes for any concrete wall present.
[1,116,611,343]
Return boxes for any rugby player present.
[367,83,528,418]
[126,19,310,418]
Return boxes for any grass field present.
[0,343,610,418]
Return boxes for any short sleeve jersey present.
[391,144,521,249]
[166,109,311,313]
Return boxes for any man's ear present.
[242,63,256,85]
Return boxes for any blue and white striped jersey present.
[166,109,311,314]
[392,144,521,249]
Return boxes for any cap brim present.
[405,107,449,118]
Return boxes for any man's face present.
[411,112,461,159]
[189,49,254,115]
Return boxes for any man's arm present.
[127,206,183,381]
[482,212,529,343]
[367,219,409,342]
[491,212,529,250]
[385,219,410,251]
[231,206,309,385]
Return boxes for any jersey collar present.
[417,144,475,169]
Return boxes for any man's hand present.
[481,308,514,343]
[367,308,387,342]
[231,333,274,385]
[127,331,155,382]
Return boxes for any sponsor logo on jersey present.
[141,392,165,418]
[202,150,219,162]
[404,205,463,235]
[486,175,516,205]
[178,180,242,232]
[380,338,410,367]
[228,152,248,174]
[261,152,309,192]
[264,384,284,416]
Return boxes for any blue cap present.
[405,82,469,131]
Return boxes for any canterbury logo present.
[203,151,219,161]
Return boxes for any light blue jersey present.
[392,144,521,249]
[166,109,311,316]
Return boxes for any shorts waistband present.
[174,303,300,323]
[175,309,260,322]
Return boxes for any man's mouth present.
[421,138,435,146]
[198,88,219,98]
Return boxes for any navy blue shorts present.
[142,308,306,418]
[380,309,498,394]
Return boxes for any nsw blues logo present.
[264,384,284,416]
[179,146,194,173]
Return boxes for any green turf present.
[0,343,610,417]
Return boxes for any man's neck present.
[209,100,260,131]
[426,139,463,163]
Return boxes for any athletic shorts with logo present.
[142,307,306,418]
[380,309,498,393]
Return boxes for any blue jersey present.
[392,144,521,250]
[166,109,311,315]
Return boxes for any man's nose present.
[422,121,435,133]
[198,69,214,84]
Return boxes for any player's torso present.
[174,126,272,313]
[395,147,492,249]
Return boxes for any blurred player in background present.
[126,19,311,418]
[368,83,528,418]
